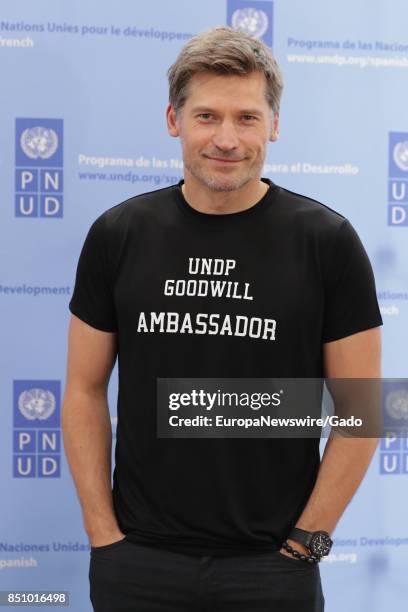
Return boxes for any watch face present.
[310,532,332,556]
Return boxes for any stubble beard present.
[183,151,266,193]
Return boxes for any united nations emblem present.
[18,388,56,421]
[393,141,408,172]
[231,7,268,38]
[385,388,408,421]
[20,126,59,160]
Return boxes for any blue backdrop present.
[1,0,407,610]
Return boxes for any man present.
[62,26,383,611]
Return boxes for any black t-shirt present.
[68,177,383,556]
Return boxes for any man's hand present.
[89,527,126,548]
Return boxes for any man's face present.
[166,71,279,192]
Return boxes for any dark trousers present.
[89,536,325,611]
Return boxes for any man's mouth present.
[205,155,244,163]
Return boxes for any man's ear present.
[270,111,280,142]
[166,103,180,137]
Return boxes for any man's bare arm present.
[282,326,381,557]
[61,314,125,547]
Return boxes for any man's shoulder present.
[99,183,177,226]
[277,184,347,231]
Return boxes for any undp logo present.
[18,387,56,421]
[15,118,63,218]
[385,388,408,421]
[380,380,408,475]
[393,141,408,172]
[388,132,408,226]
[13,380,61,478]
[20,126,59,160]
[227,0,273,47]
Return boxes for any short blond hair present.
[167,26,284,117]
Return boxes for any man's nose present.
[212,121,240,151]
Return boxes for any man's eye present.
[197,114,257,121]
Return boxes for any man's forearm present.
[283,324,383,555]
[61,389,120,538]
[295,435,379,535]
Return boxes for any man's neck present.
[181,177,269,215]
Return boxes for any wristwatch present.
[288,527,333,557]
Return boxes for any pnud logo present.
[15,118,63,218]
[13,380,61,478]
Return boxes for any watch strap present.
[288,527,313,548]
